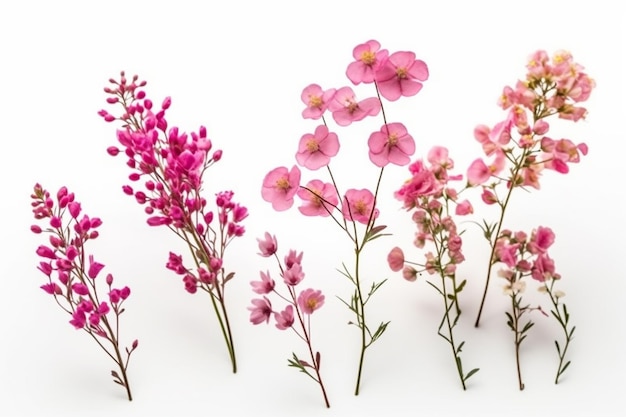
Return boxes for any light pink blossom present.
[295,125,340,170]
[249,297,273,324]
[387,247,405,272]
[251,270,275,294]
[375,51,429,101]
[257,232,278,257]
[342,188,378,225]
[346,40,389,84]
[368,123,415,167]
[298,288,325,315]
[297,180,339,217]
[283,263,305,286]
[327,87,381,126]
[301,84,336,119]
[262,165,301,211]
[274,305,294,330]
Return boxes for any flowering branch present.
[99,73,247,373]
[31,184,138,400]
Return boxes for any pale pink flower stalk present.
[470,50,594,327]
[390,147,478,389]
[249,234,330,408]
[261,40,429,396]
[31,184,138,401]
[99,72,247,373]
[492,226,574,389]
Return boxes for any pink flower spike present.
[297,180,338,217]
[248,297,273,325]
[261,166,301,211]
[251,270,275,294]
[375,51,429,101]
[298,288,325,315]
[342,188,378,225]
[368,122,415,167]
[295,125,340,170]
[387,247,405,272]
[274,305,294,330]
[257,232,278,257]
[301,84,336,120]
[346,40,389,85]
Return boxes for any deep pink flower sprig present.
[99,72,247,373]
[249,233,330,408]
[388,146,478,389]
[492,226,575,389]
[467,50,595,327]
[261,40,429,396]
[30,184,138,401]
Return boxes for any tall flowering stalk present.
[493,226,575,389]
[249,233,330,407]
[261,40,428,395]
[99,73,247,372]
[30,184,138,401]
[387,146,478,389]
[469,50,594,327]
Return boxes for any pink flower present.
[298,288,325,315]
[297,180,339,217]
[342,188,378,225]
[249,297,273,324]
[531,254,556,282]
[327,87,381,126]
[455,200,473,216]
[402,266,418,282]
[301,84,336,119]
[295,125,340,170]
[375,51,429,101]
[528,226,555,254]
[394,161,439,209]
[257,232,278,257]
[283,263,305,286]
[251,270,275,294]
[346,40,389,85]
[368,123,415,167]
[474,113,514,156]
[387,247,405,272]
[40,283,62,295]
[262,165,301,211]
[284,250,303,269]
[274,305,294,330]
[36,245,56,260]
[466,151,505,186]
[87,255,105,279]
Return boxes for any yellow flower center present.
[360,50,376,65]
[309,189,322,206]
[396,67,408,79]
[354,199,367,215]
[306,298,318,310]
[306,140,319,153]
[276,177,290,191]
[308,95,323,109]
[388,133,398,146]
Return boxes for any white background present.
[1,1,624,416]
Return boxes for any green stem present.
[353,247,367,396]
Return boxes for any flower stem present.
[510,293,525,391]
[353,248,367,396]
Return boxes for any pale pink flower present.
[297,180,339,217]
[298,288,325,315]
[327,87,381,126]
[387,247,405,272]
[274,305,294,330]
[427,146,454,170]
[283,263,305,286]
[528,226,555,255]
[284,250,303,269]
[474,113,514,156]
[368,123,415,167]
[262,165,301,211]
[531,254,556,282]
[467,151,505,186]
[455,200,473,216]
[375,51,429,101]
[251,270,275,294]
[248,297,273,324]
[342,188,378,225]
[394,161,439,209]
[257,232,278,257]
[496,241,520,268]
[301,84,336,119]
[295,125,340,170]
[402,266,418,282]
[346,40,389,84]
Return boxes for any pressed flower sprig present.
[30,184,138,401]
[492,226,574,389]
[261,40,428,395]
[387,146,479,389]
[99,72,247,373]
[249,233,330,408]
[468,50,594,327]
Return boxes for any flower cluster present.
[261,40,428,395]
[249,233,330,407]
[388,146,478,388]
[100,72,247,372]
[31,184,138,401]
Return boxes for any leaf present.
[446,294,456,301]
[555,340,561,355]
[223,272,235,283]
[464,368,480,380]
[569,326,576,338]
[560,361,571,374]
[365,225,389,242]
[371,321,390,343]
[456,279,467,293]
[456,341,465,354]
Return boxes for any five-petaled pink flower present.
[251,270,275,294]
[375,51,429,101]
[342,188,378,225]
[249,297,273,324]
[274,305,295,330]
[295,125,340,170]
[297,180,339,217]
[257,232,278,257]
[262,166,302,211]
[346,40,389,85]
[301,84,336,120]
[368,122,415,167]
[298,288,325,315]
[327,87,381,126]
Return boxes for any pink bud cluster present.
[30,183,137,399]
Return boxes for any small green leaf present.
[456,280,467,293]
[555,340,561,355]
[456,341,465,354]
[464,368,480,380]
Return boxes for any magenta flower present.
[295,125,340,170]
[375,51,429,101]
[528,226,555,254]
[251,270,275,295]
[298,288,325,315]
[274,305,294,330]
[283,263,305,286]
[257,232,278,257]
[301,84,336,120]
[368,122,415,167]
[342,188,378,225]
[346,39,389,85]
[327,87,381,126]
[249,297,273,325]
[87,254,105,279]
[297,180,339,217]
[262,165,301,211]
[387,247,405,272]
